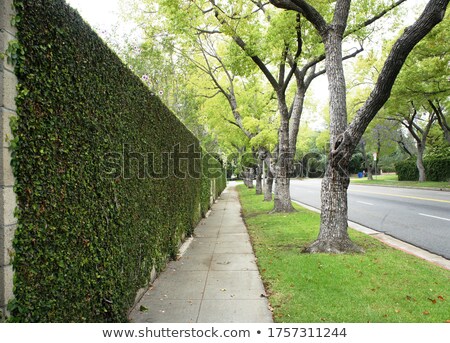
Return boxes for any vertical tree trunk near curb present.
[272,95,295,212]
[304,143,363,253]
[305,7,363,253]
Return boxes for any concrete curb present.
[292,200,450,271]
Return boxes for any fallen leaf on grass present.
[423,311,430,315]
[428,298,437,304]
[438,296,445,301]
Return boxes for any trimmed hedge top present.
[395,157,450,182]
[9,0,224,322]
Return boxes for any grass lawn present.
[351,174,450,189]
[237,185,450,323]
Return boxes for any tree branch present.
[197,90,221,99]
[209,3,280,91]
[269,0,328,34]
[307,46,364,84]
[196,28,222,35]
[282,13,303,94]
[223,117,243,129]
[348,0,449,146]
[279,44,289,89]
[333,0,352,36]
[430,99,450,136]
[344,0,408,38]
[394,134,414,157]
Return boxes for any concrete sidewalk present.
[129,184,273,323]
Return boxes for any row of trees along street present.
[111,0,449,254]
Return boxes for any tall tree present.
[153,0,372,212]
[187,34,279,194]
[389,103,436,181]
[209,3,320,212]
[129,0,280,195]
[383,9,449,180]
[269,0,449,253]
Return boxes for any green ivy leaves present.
[9,0,225,323]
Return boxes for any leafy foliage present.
[9,0,224,322]
[396,158,450,182]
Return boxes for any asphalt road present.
[289,179,450,260]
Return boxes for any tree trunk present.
[416,143,426,182]
[304,145,364,253]
[264,163,274,201]
[289,90,305,158]
[273,173,294,212]
[272,95,295,212]
[247,168,254,188]
[306,18,362,253]
[255,161,263,195]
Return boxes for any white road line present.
[357,201,374,206]
[419,213,450,222]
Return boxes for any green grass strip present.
[237,185,450,323]
[351,174,450,189]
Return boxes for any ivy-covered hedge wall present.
[9,0,224,322]
[395,157,450,182]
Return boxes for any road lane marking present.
[350,190,450,204]
[418,213,450,222]
[357,201,374,206]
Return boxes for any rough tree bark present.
[264,163,274,201]
[305,4,363,252]
[247,168,254,188]
[306,132,363,253]
[272,93,296,212]
[255,161,263,195]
